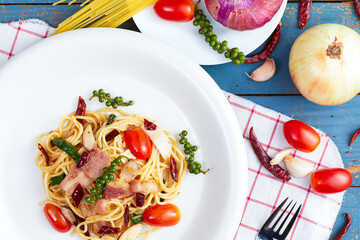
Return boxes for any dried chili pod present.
[249,127,291,181]
[354,0,360,18]
[38,143,50,166]
[75,96,86,124]
[136,193,145,207]
[76,151,90,168]
[170,156,178,182]
[245,24,281,64]
[72,184,84,207]
[124,204,130,227]
[144,119,157,130]
[299,0,312,29]
[105,129,120,142]
[98,226,120,235]
[332,213,352,240]
[349,129,360,146]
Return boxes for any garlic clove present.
[61,206,77,226]
[248,58,276,82]
[83,124,96,151]
[118,223,143,240]
[141,125,171,161]
[284,156,315,178]
[270,148,294,165]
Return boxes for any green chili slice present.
[106,114,117,125]
[49,173,66,187]
[130,213,143,224]
[51,137,80,162]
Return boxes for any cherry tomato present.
[142,204,181,227]
[153,0,194,22]
[43,204,71,233]
[123,127,152,159]
[283,120,320,152]
[311,168,352,194]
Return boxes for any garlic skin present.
[289,24,360,106]
[205,0,283,31]
[284,156,315,178]
[248,58,276,82]
[270,148,293,165]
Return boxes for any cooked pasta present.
[36,107,186,239]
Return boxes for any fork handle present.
[255,233,274,240]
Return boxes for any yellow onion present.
[289,24,360,106]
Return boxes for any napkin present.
[0,20,344,240]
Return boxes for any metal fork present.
[256,198,302,240]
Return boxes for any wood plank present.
[330,187,359,239]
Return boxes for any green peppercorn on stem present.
[193,7,246,65]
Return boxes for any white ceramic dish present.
[0,28,247,240]
[133,0,287,65]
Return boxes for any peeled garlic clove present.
[83,124,96,151]
[284,156,315,178]
[270,148,294,165]
[118,223,143,240]
[61,206,77,226]
[248,58,276,82]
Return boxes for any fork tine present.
[275,202,297,234]
[280,204,302,238]
[262,197,288,229]
[270,200,293,230]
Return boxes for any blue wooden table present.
[1,0,359,238]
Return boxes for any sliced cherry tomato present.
[153,0,194,22]
[142,204,181,227]
[311,168,352,194]
[123,127,152,159]
[43,204,71,233]
[283,120,320,152]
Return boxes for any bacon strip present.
[60,147,111,194]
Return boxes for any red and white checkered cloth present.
[0,20,344,240]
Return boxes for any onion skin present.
[205,0,283,31]
[289,24,360,106]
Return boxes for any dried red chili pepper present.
[332,213,352,240]
[170,156,178,182]
[71,184,84,207]
[299,0,312,29]
[76,151,90,168]
[105,129,120,142]
[244,24,281,64]
[350,129,360,146]
[136,193,145,207]
[38,143,50,166]
[144,118,157,130]
[98,226,120,235]
[75,96,86,124]
[249,127,291,181]
[354,0,360,18]
[124,204,130,227]
[73,214,90,236]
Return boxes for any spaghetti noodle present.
[53,0,156,35]
[36,107,186,239]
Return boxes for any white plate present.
[0,28,247,240]
[133,0,287,65]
